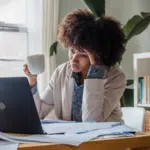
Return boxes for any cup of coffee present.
[26,54,45,75]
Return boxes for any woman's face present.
[69,47,90,73]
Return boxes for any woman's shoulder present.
[105,66,126,85]
[107,66,125,78]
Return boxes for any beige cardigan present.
[33,62,126,122]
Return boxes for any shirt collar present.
[71,72,81,86]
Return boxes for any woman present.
[24,9,126,122]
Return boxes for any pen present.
[76,129,99,134]
[111,122,123,127]
[76,122,123,134]
[122,132,134,137]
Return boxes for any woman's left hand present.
[84,50,107,79]
[84,50,98,65]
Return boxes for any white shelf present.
[137,104,150,108]
[134,52,150,59]
[134,53,150,77]
[134,52,150,107]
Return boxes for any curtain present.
[39,0,59,93]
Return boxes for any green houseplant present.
[50,0,150,106]
[50,1,150,56]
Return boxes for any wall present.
[56,0,150,79]
[106,0,150,79]
[56,0,86,66]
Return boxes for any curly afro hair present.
[57,9,125,67]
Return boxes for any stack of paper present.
[0,131,96,146]
[42,122,115,134]
[0,122,136,146]
[42,122,136,136]
[0,141,18,150]
[40,119,75,124]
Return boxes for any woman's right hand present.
[23,64,37,88]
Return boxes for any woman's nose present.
[72,54,78,62]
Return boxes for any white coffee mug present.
[26,54,45,75]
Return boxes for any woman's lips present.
[71,63,78,67]
[71,63,79,70]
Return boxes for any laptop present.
[0,77,44,134]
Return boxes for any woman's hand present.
[23,64,37,88]
[84,50,99,65]
[84,50,107,79]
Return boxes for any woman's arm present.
[33,68,59,119]
[82,69,126,122]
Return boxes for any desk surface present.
[18,132,150,150]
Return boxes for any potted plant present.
[50,0,150,106]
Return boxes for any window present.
[0,0,28,77]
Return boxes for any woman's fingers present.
[83,49,97,65]
[23,64,32,76]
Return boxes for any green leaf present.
[120,96,125,107]
[123,89,134,107]
[123,15,150,46]
[123,15,142,37]
[126,79,133,86]
[82,0,105,17]
[141,12,150,18]
[50,41,58,56]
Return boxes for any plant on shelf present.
[50,0,150,106]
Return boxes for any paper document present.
[65,123,136,137]
[41,119,75,124]
[0,122,136,146]
[42,122,116,134]
[42,122,136,135]
[0,141,18,150]
[0,131,95,146]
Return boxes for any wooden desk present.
[18,133,150,150]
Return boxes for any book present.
[139,78,144,103]
[142,76,147,104]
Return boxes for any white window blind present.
[0,0,28,77]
